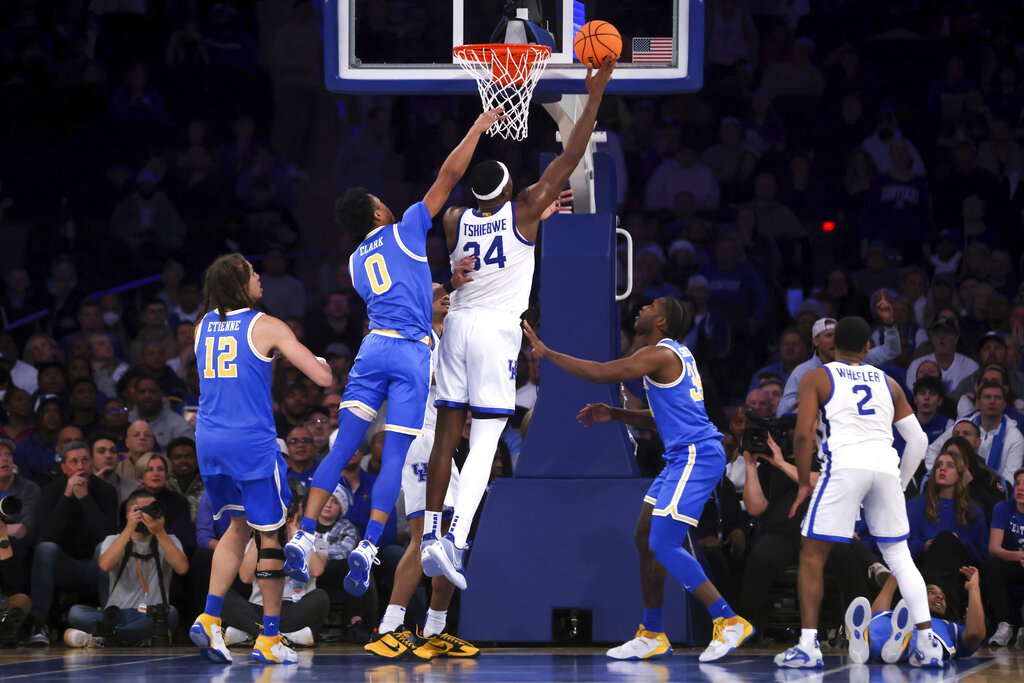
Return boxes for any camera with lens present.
[137,500,165,520]
[148,603,170,647]
[0,495,22,523]
[741,413,796,456]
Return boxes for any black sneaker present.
[364,628,417,659]
[27,624,50,647]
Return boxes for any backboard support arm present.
[542,94,606,215]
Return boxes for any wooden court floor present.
[0,644,1023,682]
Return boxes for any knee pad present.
[255,546,286,579]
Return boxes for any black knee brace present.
[255,546,286,580]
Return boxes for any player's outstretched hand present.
[959,565,979,590]
[452,255,476,290]
[473,107,506,134]
[577,403,611,427]
[586,57,617,96]
[521,320,549,358]
[541,189,574,220]
[788,483,812,519]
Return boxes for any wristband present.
[443,281,455,294]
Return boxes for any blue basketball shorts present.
[644,439,726,527]
[340,332,431,435]
[203,453,292,532]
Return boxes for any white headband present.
[472,161,510,201]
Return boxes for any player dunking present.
[282,108,502,597]
[419,57,616,589]
[522,297,755,662]
[189,254,332,665]
[365,283,477,660]
[775,316,944,669]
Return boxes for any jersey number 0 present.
[365,253,393,294]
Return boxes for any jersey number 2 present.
[365,253,393,294]
[852,384,876,415]
[203,337,237,379]
[464,235,506,271]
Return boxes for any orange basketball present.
[573,20,621,67]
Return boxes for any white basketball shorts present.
[801,466,910,543]
[434,308,521,416]
[402,425,459,519]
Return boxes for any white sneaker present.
[223,626,250,646]
[283,626,314,647]
[422,532,467,591]
[190,613,232,663]
[989,621,1014,647]
[881,600,912,664]
[844,596,872,664]
[63,628,100,648]
[774,640,823,668]
[909,629,944,668]
[283,530,316,583]
[867,562,891,587]
[606,625,672,660]
[252,634,298,664]
[344,539,380,596]
[700,615,755,662]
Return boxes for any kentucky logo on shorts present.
[412,462,428,483]
[508,359,518,381]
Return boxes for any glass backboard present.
[325,0,703,95]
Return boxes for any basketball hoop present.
[454,43,551,141]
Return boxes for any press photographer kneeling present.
[64,489,189,646]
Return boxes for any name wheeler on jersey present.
[449,201,534,316]
[818,361,897,470]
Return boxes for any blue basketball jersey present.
[195,308,277,479]
[643,339,723,459]
[348,202,433,341]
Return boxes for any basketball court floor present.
[1,645,1022,682]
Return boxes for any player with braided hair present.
[522,297,754,662]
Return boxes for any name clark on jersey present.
[359,236,384,255]
[833,366,882,382]
[465,218,507,237]
[206,319,241,332]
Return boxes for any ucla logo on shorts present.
[508,359,518,381]
[412,462,428,483]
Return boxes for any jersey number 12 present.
[203,337,238,379]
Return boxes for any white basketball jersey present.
[422,330,440,430]
[448,201,534,316]
[818,361,898,471]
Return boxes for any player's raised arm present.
[522,319,670,384]
[422,108,506,217]
[257,315,332,387]
[514,58,616,232]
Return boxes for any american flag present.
[632,37,673,64]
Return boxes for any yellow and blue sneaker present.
[606,625,673,660]
[412,629,479,660]
[251,634,298,664]
[701,615,755,662]
[189,613,231,663]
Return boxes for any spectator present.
[96,294,129,356]
[0,486,31,645]
[58,300,107,360]
[934,140,1000,234]
[644,143,720,213]
[760,36,825,98]
[967,381,1024,484]
[322,392,342,430]
[13,397,64,484]
[701,117,751,184]
[22,333,61,368]
[700,228,769,337]
[695,434,746,605]
[315,484,376,642]
[96,398,130,446]
[168,277,203,327]
[954,361,1023,424]
[333,105,393,198]
[740,89,785,155]
[304,407,332,460]
[64,488,188,647]
[860,139,933,265]
[745,389,772,420]
[128,299,177,365]
[705,0,759,71]
[323,344,352,393]
[91,333,130,398]
[285,427,318,489]
[939,435,1007,525]
[118,420,156,480]
[256,247,306,321]
[976,116,1022,182]
[67,378,100,434]
[852,243,901,298]
[275,382,310,441]
[683,275,730,362]
[27,441,117,645]
[128,377,194,446]
[305,291,364,358]
[758,375,784,416]
[860,105,926,176]
[34,360,68,405]
[0,388,34,444]
[906,316,980,393]
[907,450,988,584]
[139,343,188,403]
[0,437,41,555]
[109,169,185,272]
[92,434,139,506]
[165,436,202,522]
[133,452,195,555]
[0,335,38,395]
[338,448,396,547]
[44,256,85,340]
[912,376,955,445]
[982,467,1024,647]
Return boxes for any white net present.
[453,44,551,141]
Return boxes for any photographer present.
[64,488,189,647]
[0,439,32,645]
[739,414,872,640]
[0,437,41,555]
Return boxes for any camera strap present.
[111,538,168,608]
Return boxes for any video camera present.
[0,496,21,523]
[741,413,796,456]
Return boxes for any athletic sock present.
[917,627,934,641]
[423,609,447,637]
[643,608,664,634]
[708,597,736,621]
[424,511,442,538]
[450,417,507,548]
[364,520,384,547]
[204,594,224,619]
[378,605,406,635]
[264,615,280,638]
[300,516,316,534]
[800,629,818,648]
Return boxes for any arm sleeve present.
[865,327,901,366]
[895,414,928,490]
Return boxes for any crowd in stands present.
[2,0,1024,651]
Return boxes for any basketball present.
[573,20,621,67]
